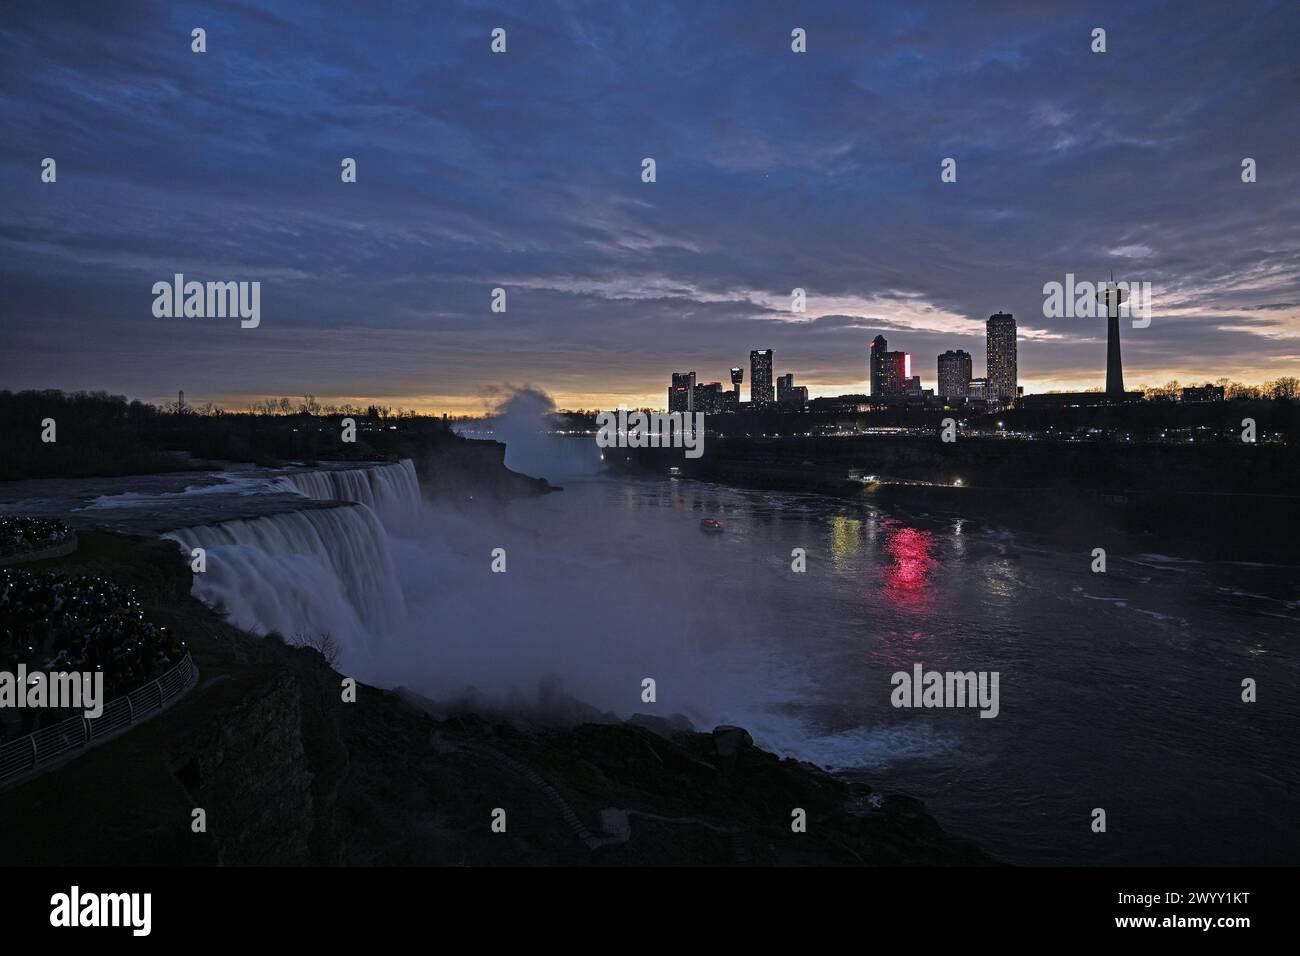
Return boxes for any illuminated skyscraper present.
[694,381,723,413]
[986,312,1017,401]
[750,350,774,406]
[884,350,910,396]
[869,335,888,397]
[938,350,972,399]
[669,371,695,412]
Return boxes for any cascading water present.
[164,461,421,675]
[505,434,603,479]
[164,505,405,673]
[282,459,422,528]
[153,455,927,780]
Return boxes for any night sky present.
[2,0,1298,413]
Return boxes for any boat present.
[699,518,725,532]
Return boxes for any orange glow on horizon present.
[160,361,1298,418]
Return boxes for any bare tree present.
[1266,376,1299,400]
[292,631,341,667]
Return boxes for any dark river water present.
[491,474,1299,866]
[24,450,1291,866]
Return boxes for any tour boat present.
[699,517,725,532]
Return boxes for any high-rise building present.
[776,373,808,407]
[869,335,888,397]
[968,377,989,400]
[730,367,744,402]
[750,350,774,406]
[669,371,695,412]
[937,350,972,399]
[883,350,910,396]
[694,381,724,413]
[986,312,1017,401]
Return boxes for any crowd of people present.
[0,569,186,740]
[0,517,73,556]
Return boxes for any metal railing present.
[0,649,198,787]
[0,533,78,566]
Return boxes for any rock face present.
[0,534,993,867]
[185,678,317,865]
[712,725,755,758]
[408,431,552,501]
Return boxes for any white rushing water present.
[163,461,420,674]
[282,459,422,528]
[159,456,756,727]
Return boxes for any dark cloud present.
[1,0,1297,408]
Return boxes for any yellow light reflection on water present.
[829,515,864,570]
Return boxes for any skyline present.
[3,0,1300,414]
[649,309,1292,415]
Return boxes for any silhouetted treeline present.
[0,390,455,481]
[0,390,187,481]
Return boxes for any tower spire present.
[1100,272,1126,397]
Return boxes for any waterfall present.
[160,461,422,674]
[503,434,603,480]
[163,504,407,673]
[282,459,422,528]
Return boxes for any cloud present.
[1,0,1297,408]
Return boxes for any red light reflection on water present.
[880,521,936,609]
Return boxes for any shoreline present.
[601,437,1300,563]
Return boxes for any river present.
[461,473,1299,866]
[34,452,1295,865]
